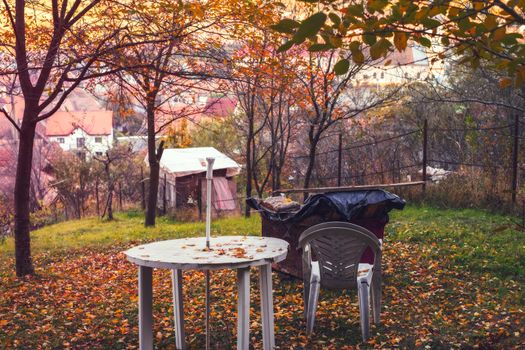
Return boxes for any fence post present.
[422,119,428,194]
[397,159,401,183]
[337,133,343,187]
[163,173,167,215]
[512,114,519,204]
[391,157,396,183]
[140,166,146,210]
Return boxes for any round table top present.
[124,236,289,270]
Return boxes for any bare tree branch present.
[0,107,21,133]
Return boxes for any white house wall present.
[49,127,113,156]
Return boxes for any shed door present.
[212,177,236,210]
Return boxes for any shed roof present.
[158,147,241,178]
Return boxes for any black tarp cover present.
[246,190,405,223]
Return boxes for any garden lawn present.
[0,206,524,349]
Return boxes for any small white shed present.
[155,147,241,213]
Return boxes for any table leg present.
[139,266,153,350]
[236,267,250,350]
[171,269,186,349]
[259,264,275,350]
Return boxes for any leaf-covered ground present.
[0,207,524,349]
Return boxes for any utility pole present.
[163,173,167,215]
[337,133,343,187]
[512,114,519,204]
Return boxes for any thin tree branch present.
[0,107,21,133]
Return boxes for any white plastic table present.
[125,236,289,350]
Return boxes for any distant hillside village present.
[0,45,440,151]
[0,89,238,156]
[0,45,444,214]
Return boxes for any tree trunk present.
[140,166,146,210]
[14,116,36,277]
[303,135,319,201]
[146,161,159,226]
[244,114,254,217]
[107,191,114,220]
[272,161,281,192]
[145,98,160,226]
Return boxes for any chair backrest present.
[299,222,381,289]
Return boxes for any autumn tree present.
[262,68,300,193]
[164,118,192,148]
[293,50,398,196]
[50,151,96,220]
[227,1,304,212]
[93,145,135,220]
[274,1,525,85]
[0,0,169,276]
[230,40,301,201]
[190,114,243,158]
[107,0,229,226]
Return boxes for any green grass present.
[2,205,524,283]
[1,205,524,349]
[0,211,261,258]
[388,205,525,282]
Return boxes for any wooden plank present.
[274,181,425,194]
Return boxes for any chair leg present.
[358,281,370,342]
[306,280,320,335]
[370,270,381,324]
[303,278,310,319]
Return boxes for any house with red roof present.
[45,109,113,157]
[203,97,237,119]
[152,96,237,136]
[1,90,114,158]
[43,90,114,157]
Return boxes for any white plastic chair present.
[298,222,382,342]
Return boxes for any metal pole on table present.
[205,157,215,350]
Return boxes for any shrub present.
[402,170,516,214]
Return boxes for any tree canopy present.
[272,0,525,87]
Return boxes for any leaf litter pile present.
[1,240,524,349]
